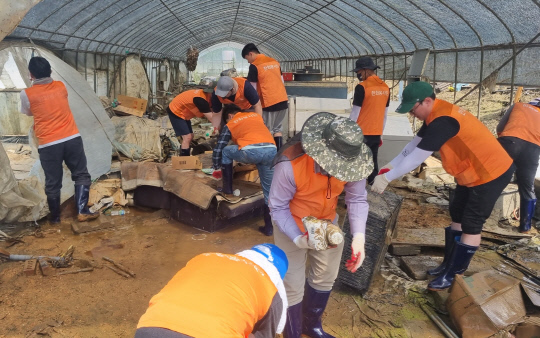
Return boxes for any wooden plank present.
[392,228,445,248]
[71,218,115,234]
[401,256,443,280]
[389,244,421,256]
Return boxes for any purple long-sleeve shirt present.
[268,160,369,241]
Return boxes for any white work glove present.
[371,174,390,194]
[345,233,366,273]
[379,163,393,175]
[293,232,312,250]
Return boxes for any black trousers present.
[135,327,191,338]
[449,164,515,235]
[167,107,193,136]
[499,136,540,202]
[363,135,381,184]
[38,136,91,198]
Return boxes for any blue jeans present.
[222,145,276,204]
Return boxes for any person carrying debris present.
[269,113,372,338]
[211,76,262,117]
[497,98,540,233]
[19,56,99,223]
[372,81,515,291]
[349,56,390,185]
[211,104,276,236]
[135,243,288,338]
[242,43,289,151]
[167,87,218,156]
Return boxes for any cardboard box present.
[113,95,148,117]
[172,156,202,170]
[447,271,526,338]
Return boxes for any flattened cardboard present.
[447,270,526,338]
[113,95,147,117]
[172,156,202,170]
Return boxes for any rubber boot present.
[221,163,233,195]
[75,185,100,222]
[302,283,335,338]
[283,302,303,338]
[519,198,537,233]
[428,241,478,291]
[258,204,273,236]
[179,148,190,156]
[427,226,462,276]
[274,136,282,151]
[47,195,61,224]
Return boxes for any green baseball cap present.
[396,81,434,113]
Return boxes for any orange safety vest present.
[227,112,275,149]
[251,54,288,108]
[498,102,540,147]
[25,81,79,146]
[355,75,389,135]
[289,154,347,232]
[217,77,254,110]
[168,89,210,120]
[137,253,277,337]
[426,99,513,187]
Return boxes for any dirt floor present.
[1,182,524,338]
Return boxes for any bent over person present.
[497,99,540,233]
[269,113,372,338]
[135,243,288,338]
[212,104,277,236]
[20,56,98,223]
[372,81,515,291]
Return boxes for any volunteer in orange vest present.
[19,57,99,224]
[497,98,540,233]
[372,81,515,291]
[211,104,277,236]
[242,43,289,150]
[211,76,262,118]
[349,57,390,185]
[167,87,218,156]
[135,243,288,338]
[269,113,372,338]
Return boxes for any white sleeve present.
[386,147,433,181]
[19,90,32,116]
[389,135,422,168]
[349,105,361,122]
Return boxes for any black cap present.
[351,57,380,72]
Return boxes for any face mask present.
[357,73,363,81]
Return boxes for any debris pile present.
[186,46,199,71]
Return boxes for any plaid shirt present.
[212,125,232,169]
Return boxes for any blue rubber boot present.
[427,226,462,276]
[428,241,478,291]
[75,185,99,222]
[47,195,61,224]
[283,302,302,338]
[302,283,335,338]
[221,163,233,195]
[519,198,537,233]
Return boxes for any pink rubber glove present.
[345,233,365,273]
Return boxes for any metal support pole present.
[453,51,458,103]
[392,55,395,99]
[509,45,516,104]
[93,53,97,93]
[432,53,437,88]
[477,49,484,118]
[84,53,87,81]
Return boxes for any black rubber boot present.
[519,198,536,233]
[221,163,234,195]
[302,283,335,338]
[75,185,99,222]
[180,148,190,156]
[427,226,462,276]
[283,302,303,338]
[47,195,61,224]
[258,205,273,236]
[428,241,478,291]
[274,136,282,151]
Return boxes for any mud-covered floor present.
[0,186,519,338]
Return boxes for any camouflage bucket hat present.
[301,112,373,182]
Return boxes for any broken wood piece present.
[57,267,93,276]
[105,265,131,278]
[71,217,115,234]
[392,228,445,248]
[389,244,421,256]
[102,256,136,277]
[401,255,483,280]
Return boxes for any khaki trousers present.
[273,223,345,306]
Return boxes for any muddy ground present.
[0,183,519,338]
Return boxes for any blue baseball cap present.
[251,243,288,279]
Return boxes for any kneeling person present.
[135,244,288,338]
[212,104,277,236]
